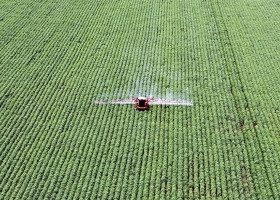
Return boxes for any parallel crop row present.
[1,0,279,199]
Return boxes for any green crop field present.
[1,0,280,199]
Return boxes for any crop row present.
[1,0,279,199]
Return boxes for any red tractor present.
[135,97,149,110]
[94,96,193,110]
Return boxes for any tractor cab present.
[135,97,149,110]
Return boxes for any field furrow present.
[1,0,280,199]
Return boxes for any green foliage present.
[0,0,280,199]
